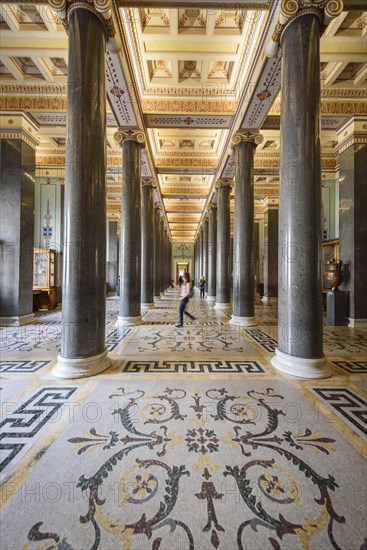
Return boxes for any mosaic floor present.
[1,291,366,549]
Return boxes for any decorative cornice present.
[141,99,237,116]
[215,178,234,189]
[141,177,157,188]
[232,131,264,148]
[114,129,146,147]
[266,0,344,58]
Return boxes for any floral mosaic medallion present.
[1,380,366,549]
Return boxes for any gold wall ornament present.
[232,131,264,148]
[114,129,146,147]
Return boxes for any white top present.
[180,282,190,298]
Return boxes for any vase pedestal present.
[326,291,347,325]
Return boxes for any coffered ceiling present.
[0,1,366,242]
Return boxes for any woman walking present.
[175,272,197,327]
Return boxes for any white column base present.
[271,348,330,379]
[160,292,165,298]
[229,315,257,327]
[348,318,367,328]
[116,315,143,326]
[141,302,155,309]
[52,349,111,379]
[214,302,232,310]
[0,313,35,326]
[206,295,216,304]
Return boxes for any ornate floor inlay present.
[122,359,267,374]
[0,360,52,374]
[309,386,367,439]
[1,380,366,550]
[116,326,258,359]
[0,386,78,475]
[331,360,367,374]
[244,328,278,352]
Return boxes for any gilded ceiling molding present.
[114,129,146,146]
[141,177,157,188]
[215,178,234,189]
[266,0,343,57]
[48,0,122,52]
[269,98,367,116]
[141,99,237,115]
[232,131,264,148]
[155,158,217,168]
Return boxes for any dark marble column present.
[107,220,118,294]
[141,178,156,308]
[153,204,162,300]
[272,9,329,378]
[196,232,201,286]
[160,218,165,295]
[53,8,111,378]
[337,123,367,327]
[231,133,263,325]
[254,221,260,294]
[262,199,279,304]
[202,218,208,288]
[207,204,217,303]
[215,179,232,309]
[115,130,145,325]
[0,139,35,326]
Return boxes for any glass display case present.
[322,238,340,293]
[33,248,57,309]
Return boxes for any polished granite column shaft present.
[263,201,279,303]
[107,221,118,294]
[0,139,35,326]
[160,218,165,293]
[197,231,202,281]
[231,134,262,325]
[215,179,232,309]
[53,9,110,378]
[254,221,260,292]
[207,204,217,303]
[153,205,161,299]
[116,131,145,325]
[272,11,328,378]
[202,218,208,284]
[141,178,156,308]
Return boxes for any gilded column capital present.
[141,177,157,188]
[232,131,264,148]
[266,0,343,57]
[215,178,233,189]
[114,129,146,147]
[48,0,122,52]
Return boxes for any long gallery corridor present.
[1,290,366,549]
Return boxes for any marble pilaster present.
[215,179,232,310]
[0,139,35,326]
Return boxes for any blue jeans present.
[179,298,196,324]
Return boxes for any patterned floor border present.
[122,359,267,374]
